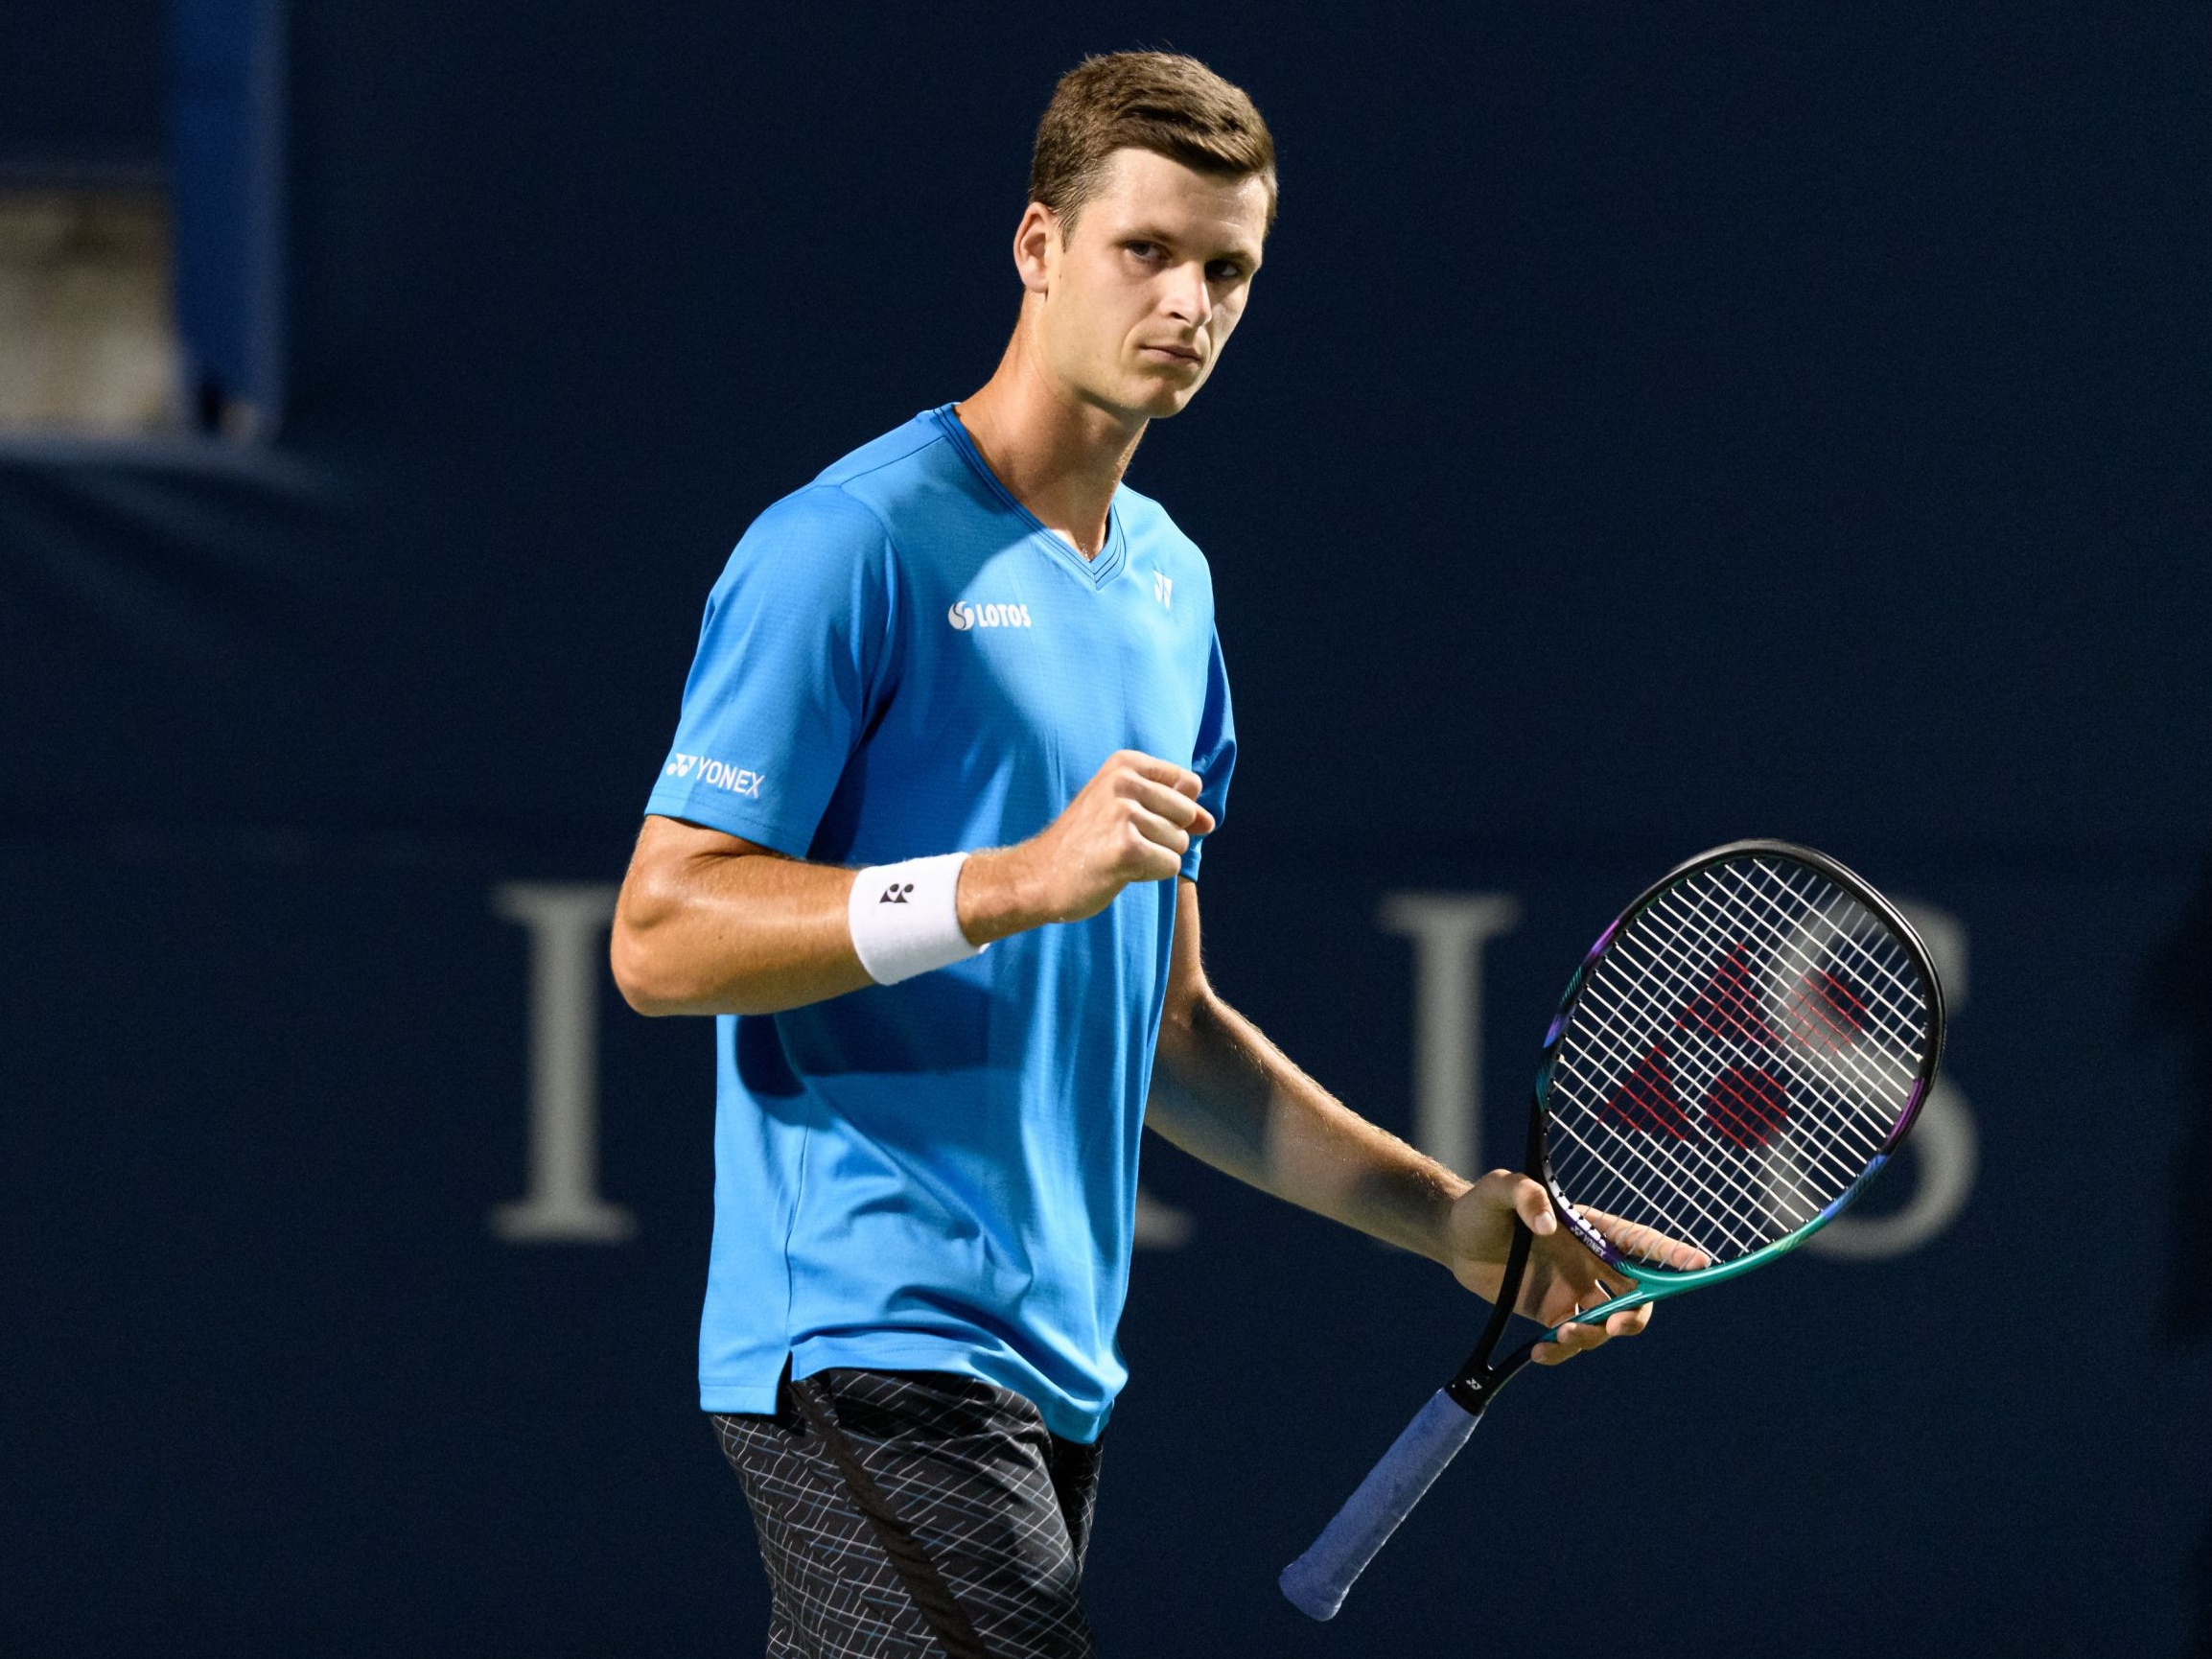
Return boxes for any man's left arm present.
[1146,878,1655,1367]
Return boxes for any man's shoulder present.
[811,408,956,494]
[733,409,969,560]
[804,407,990,534]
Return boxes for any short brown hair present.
[1029,53,1277,233]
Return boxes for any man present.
[614,52,1655,1658]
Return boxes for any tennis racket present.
[1280,840,1946,1621]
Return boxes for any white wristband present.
[847,853,988,985]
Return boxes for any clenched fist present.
[958,751,1214,942]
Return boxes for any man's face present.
[1027,148,1269,422]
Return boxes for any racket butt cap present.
[1278,1558,1349,1622]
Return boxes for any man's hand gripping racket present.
[1280,841,1947,1620]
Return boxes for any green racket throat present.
[1544,1227,1810,1339]
[1544,1137,1899,1337]
[1451,1138,1898,1417]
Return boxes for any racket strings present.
[1560,903,1874,1244]
[1546,855,1933,1266]
[1552,1027,1787,1258]
[1559,1004,1804,1253]
[1554,997,1831,1258]
[1689,884,1920,1141]
[1690,865,1926,1132]
[1560,865,1924,1254]
[1633,885,1903,1169]
[1709,861,1928,1061]
[1556,985,1871,1253]
[1568,885,1907,1251]
[1635,870,1921,1158]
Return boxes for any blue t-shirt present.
[644,407,1235,1441]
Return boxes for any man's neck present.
[954,327,1144,559]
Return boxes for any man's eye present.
[1206,261,1246,283]
[1125,242,1163,261]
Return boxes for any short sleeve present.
[644,487,897,856]
[1180,626,1236,879]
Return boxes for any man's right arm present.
[611,751,1215,1017]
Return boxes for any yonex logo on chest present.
[947,600,1032,631]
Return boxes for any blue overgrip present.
[1278,1389,1480,1620]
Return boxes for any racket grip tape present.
[1278,1389,1481,1621]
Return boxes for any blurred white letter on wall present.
[490,882,636,1244]
[1380,893,1521,1176]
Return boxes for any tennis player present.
[613,52,1654,1658]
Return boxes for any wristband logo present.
[662,753,765,799]
[947,600,1032,632]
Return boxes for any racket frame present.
[1446,838,1947,1414]
[1283,839,1949,1619]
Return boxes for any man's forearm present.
[1146,989,1474,1265]
[616,756,1209,1018]
[613,828,1081,1017]
[614,840,871,1016]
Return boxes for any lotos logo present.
[948,600,1033,631]
[664,754,764,798]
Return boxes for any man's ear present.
[1012,202,1059,295]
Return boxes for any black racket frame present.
[1443,838,1948,1416]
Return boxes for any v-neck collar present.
[933,405,1129,590]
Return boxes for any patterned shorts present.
[712,1368,1105,1659]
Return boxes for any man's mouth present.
[1140,342,1203,367]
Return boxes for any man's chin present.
[1133,375,1203,419]
[1076,371,1202,424]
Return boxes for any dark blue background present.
[4,3,2209,1654]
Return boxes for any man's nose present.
[1163,261,1213,327]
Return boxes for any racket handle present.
[1278,1389,1480,1621]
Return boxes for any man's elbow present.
[1153,980,1222,1076]
[610,916,692,1016]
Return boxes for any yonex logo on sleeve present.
[1152,571,1173,610]
[664,754,765,798]
[947,600,1032,631]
